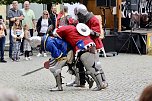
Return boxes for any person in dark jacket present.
[50,6,57,30]
[0,17,7,63]
[36,10,52,57]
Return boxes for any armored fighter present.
[53,23,107,91]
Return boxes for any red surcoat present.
[86,16,103,49]
[56,25,95,53]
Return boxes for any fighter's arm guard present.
[90,30,100,37]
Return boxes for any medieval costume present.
[53,24,107,91]
[74,5,108,89]
[30,35,73,91]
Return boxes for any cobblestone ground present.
[0,53,152,101]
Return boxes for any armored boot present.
[80,52,107,91]
[85,75,94,89]
[66,81,75,86]
[66,75,80,87]
[90,73,103,91]
[50,73,63,91]
[100,69,108,89]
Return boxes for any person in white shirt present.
[11,19,24,61]
[36,10,52,57]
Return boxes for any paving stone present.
[0,53,152,101]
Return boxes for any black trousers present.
[25,51,30,57]
[30,29,34,54]
[76,60,86,85]
[38,33,46,54]
[29,29,34,37]
[20,38,24,53]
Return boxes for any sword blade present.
[22,67,44,76]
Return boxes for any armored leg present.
[66,61,85,87]
[66,57,94,88]
[80,52,106,91]
[95,53,107,87]
[75,60,85,86]
[67,53,94,88]
[66,61,81,87]
[53,73,63,91]
[66,62,79,87]
[49,59,67,91]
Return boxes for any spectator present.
[50,6,57,30]
[21,1,36,37]
[56,6,73,27]
[0,16,7,63]
[36,10,52,57]
[11,19,24,62]
[8,1,24,59]
[23,24,32,61]
[139,84,152,101]
[21,1,36,56]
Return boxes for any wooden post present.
[117,0,122,31]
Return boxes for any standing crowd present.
[0,1,57,62]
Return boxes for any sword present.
[22,58,57,76]
[22,67,44,76]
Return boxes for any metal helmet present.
[74,4,88,16]
[74,4,88,23]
